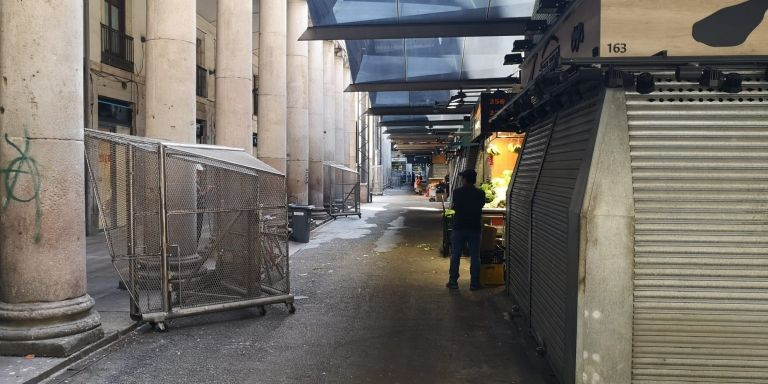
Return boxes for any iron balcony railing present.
[196,65,208,98]
[101,24,134,72]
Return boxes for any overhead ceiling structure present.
[306,0,538,156]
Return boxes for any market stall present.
[440,92,525,287]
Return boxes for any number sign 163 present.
[607,43,628,54]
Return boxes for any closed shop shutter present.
[628,73,768,383]
[506,117,556,318]
[530,96,602,383]
[466,145,480,172]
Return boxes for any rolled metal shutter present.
[506,117,556,318]
[629,74,768,383]
[466,145,480,172]
[530,97,602,383]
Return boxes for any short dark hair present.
[461,169,477,185]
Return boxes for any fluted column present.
[145,0,199,259]
[343,66,357,169]
[308,40,325,206]
[323,42,336,165]
[286,0,309,204]
[257,0,288,173]
[215,0,253,152]
[334,51,345,164]
[0,0,103,356]
[145,0,197,142]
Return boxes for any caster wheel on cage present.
[257,306,267,316]
[286,303,296,314]
[151,322,168,332]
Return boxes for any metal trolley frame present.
[323,162,361,218]
[84,129,295,330]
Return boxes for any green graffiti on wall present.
[1,130,42,243]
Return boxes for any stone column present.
[0,0,103,357]
[286,0,309,205]
[257,0,288,173]
[308,40,325,207]
[215,0,253,152]
[145,0,197,142]
[323,42,336,166]
[343,67,357,169]
[334,52,345,165]
[145,0,199,263]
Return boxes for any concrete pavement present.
[7,189,555,384]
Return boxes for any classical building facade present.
[0,0,380,357]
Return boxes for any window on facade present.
[196,119,207,144]
[196,34,207,98]
[102,0,124,32]
[101,0,133,72]
[196,37,205,66]
[98,96,133,135]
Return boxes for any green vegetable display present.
[483,169,515,208]
[480,182,496,203]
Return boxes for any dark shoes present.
[446,282,482,290]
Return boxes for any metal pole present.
[246,175,258,297]
[254,175,263,296]
[127,146,140,319]
[158,144,170,314]
[141,294,295,322]
[83,0,94,235]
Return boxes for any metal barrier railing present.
[100,24,134,72]
[323,162,361,218]
[84,129,294,330]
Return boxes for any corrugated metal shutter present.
[530,97,602,383]
[629,74,768,383]
[506,117,556,318]
[467,145,480,172]
[450,146,479,196]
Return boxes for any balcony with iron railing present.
[196,65,208,98]
[101,23,134,72]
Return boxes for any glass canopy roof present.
[307,0,534,110]
[370,90,482,108]
[308,0,535,26]
[348,36,520,84]
[352,36,521,108]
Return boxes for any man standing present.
[446,169,486,290]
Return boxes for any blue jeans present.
[449,229,481,286]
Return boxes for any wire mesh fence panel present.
[257,172,290,294]
[85,132,165,315]
[85,130,292,322]
[323,162,360,217]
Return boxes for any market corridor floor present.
[48,190,554,384]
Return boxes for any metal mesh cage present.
[84,129,293,323]
[322,162,361,218]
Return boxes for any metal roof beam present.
[381,119,465,127]
[367,106,474,116]
[299,18,531,41]
[347,78,521,92]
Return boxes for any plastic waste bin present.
[289,205,314,243]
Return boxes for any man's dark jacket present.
[451,186,485,230]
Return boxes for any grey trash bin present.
[289,205,314,243]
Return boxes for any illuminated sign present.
[471,91,513,140]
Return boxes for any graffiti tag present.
[1,131,42,243]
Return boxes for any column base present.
[0,295,104,357]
